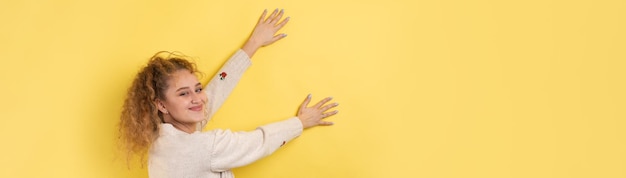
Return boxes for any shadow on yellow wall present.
[0,0,625,177]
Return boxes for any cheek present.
[165,98,187,111]
[199,92,208,103]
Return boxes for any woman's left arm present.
[200,9,290,130]
[208,95,338,171]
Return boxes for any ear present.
[155,99,168,114]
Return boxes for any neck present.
[163,115,197,134]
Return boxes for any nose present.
[191,91,205,104]
[190,92,199,104]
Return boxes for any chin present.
[192,118,205,123]
[188,115,206,123]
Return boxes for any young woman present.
[118,9,339,178]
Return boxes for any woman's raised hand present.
[242,9,290,57]
[297,94,339,129]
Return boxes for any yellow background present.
[0,0,624,177]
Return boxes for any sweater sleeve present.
[209,117,303,172]
[199,49,251,131]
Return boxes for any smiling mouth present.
[189,105,203,111]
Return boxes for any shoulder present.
[157,124,224,143]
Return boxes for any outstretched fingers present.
[319,110,338,125]
[296,94,339,128]
[275,16,289,30]
[318,121,334,126]
[314,97,333,108]
[268,33,287,44]
[320,102,339,112]
[323,110,339,118]
[258,9,268,24]
[266,8,279,23]
[271,9,284,24]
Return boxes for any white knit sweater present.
[148,49,304,178]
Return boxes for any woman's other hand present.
[242,9,290,57]
[297,94,339,129]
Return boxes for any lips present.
[189,105,203,112]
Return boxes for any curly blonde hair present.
[119,51,198,164]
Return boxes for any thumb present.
[299,94,311,112]
[267,33,287,46]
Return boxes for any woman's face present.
[158,69,207,124]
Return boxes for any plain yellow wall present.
[1,0,625,177]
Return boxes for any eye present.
[195,88,203,93]
[179,92,189,96]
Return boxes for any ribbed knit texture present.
[200,50,252,130]
[148,49,303,178]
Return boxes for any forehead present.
[168,69,200,89]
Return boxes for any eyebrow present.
[175,83,202,92]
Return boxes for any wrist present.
[297,116,310,129]
[242,40,261,57]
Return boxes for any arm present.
[199,9,290,130]
[209,95,339,171]
[202,50,251,125]
[209,117,303,171]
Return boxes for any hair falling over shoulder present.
[118,51,198,165]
